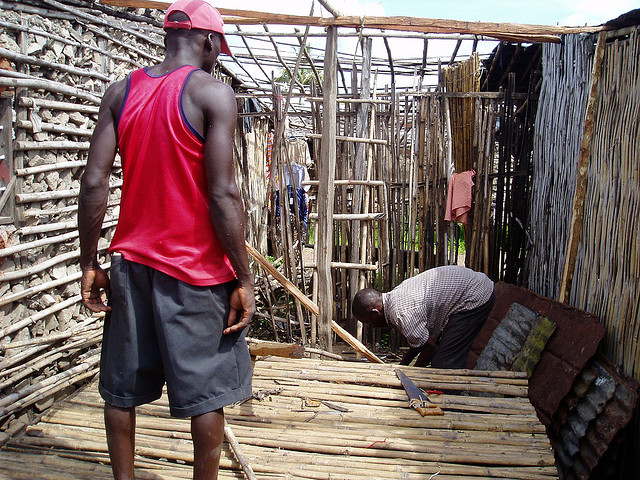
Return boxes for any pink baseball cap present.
[163,0,231,55]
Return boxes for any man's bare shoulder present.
[101,77,129,114]
[188,70,236,105]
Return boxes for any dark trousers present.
[430,291,495,369]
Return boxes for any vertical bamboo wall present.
[526,35,593,298]
[526,29,640,478]
[527,29,640,380]
[570,28,640,380]
[443,53,480,172]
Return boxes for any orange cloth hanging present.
[444,170,476,225]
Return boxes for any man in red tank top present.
[78,1,254,479]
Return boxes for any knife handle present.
[410,399,444,416]
[413,404,444,416]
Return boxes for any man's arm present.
[78,81,124,312]
[200,78,255,334]
[400,346,422,365]
[414,337,438,367]
[400,337,438,367]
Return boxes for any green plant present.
[274,44,321,86]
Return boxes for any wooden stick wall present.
[527,35,594,298]
[0,0,168,426]
[525,29,640,473]
[570,28,640,380]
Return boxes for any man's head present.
[352,288,386,328]
[163,0,231,71]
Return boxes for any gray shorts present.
[99,254,252,418]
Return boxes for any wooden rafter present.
[100,0,606,43]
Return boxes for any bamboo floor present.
[1,356,558,479]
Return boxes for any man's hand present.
[81,266,111,313]
[224,283,255,335]
[400,346,420,366]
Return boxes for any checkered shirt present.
[382,266,494,348]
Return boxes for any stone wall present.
[0,0,167,436]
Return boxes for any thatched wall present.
[571,28,640,379]
[527,27,640,480]
[527,28,640,382]
[527,35,593,299]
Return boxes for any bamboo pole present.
[0,295,82,341]
[0,47,110,82]
[307,133,387,145]
[17,161,88,176]
[14,140,91,151]
[0,70,101,104]
[0,261,110,307]
[17,214,118,235]
[303,261,378,271]
[18,96,100,114]
[308,213,384,221]
[303,180,385,186]
[223,420,257,480]
[17,120,93,137]
[0,250,79,282]
[306,97,391,105]
[245,242,383,364]
[0,220,117,257]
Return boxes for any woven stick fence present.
[526,35,594,298]
[527,27,640,381]
[570,28,640,380]
[443,53,480,173]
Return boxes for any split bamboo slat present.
[5,356,557,479]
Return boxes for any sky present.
[207,0,638,90]
[211,0,638,26]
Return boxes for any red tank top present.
[109,65,236,286]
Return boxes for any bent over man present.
[78,1,254,479]
[352,266,494,369]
